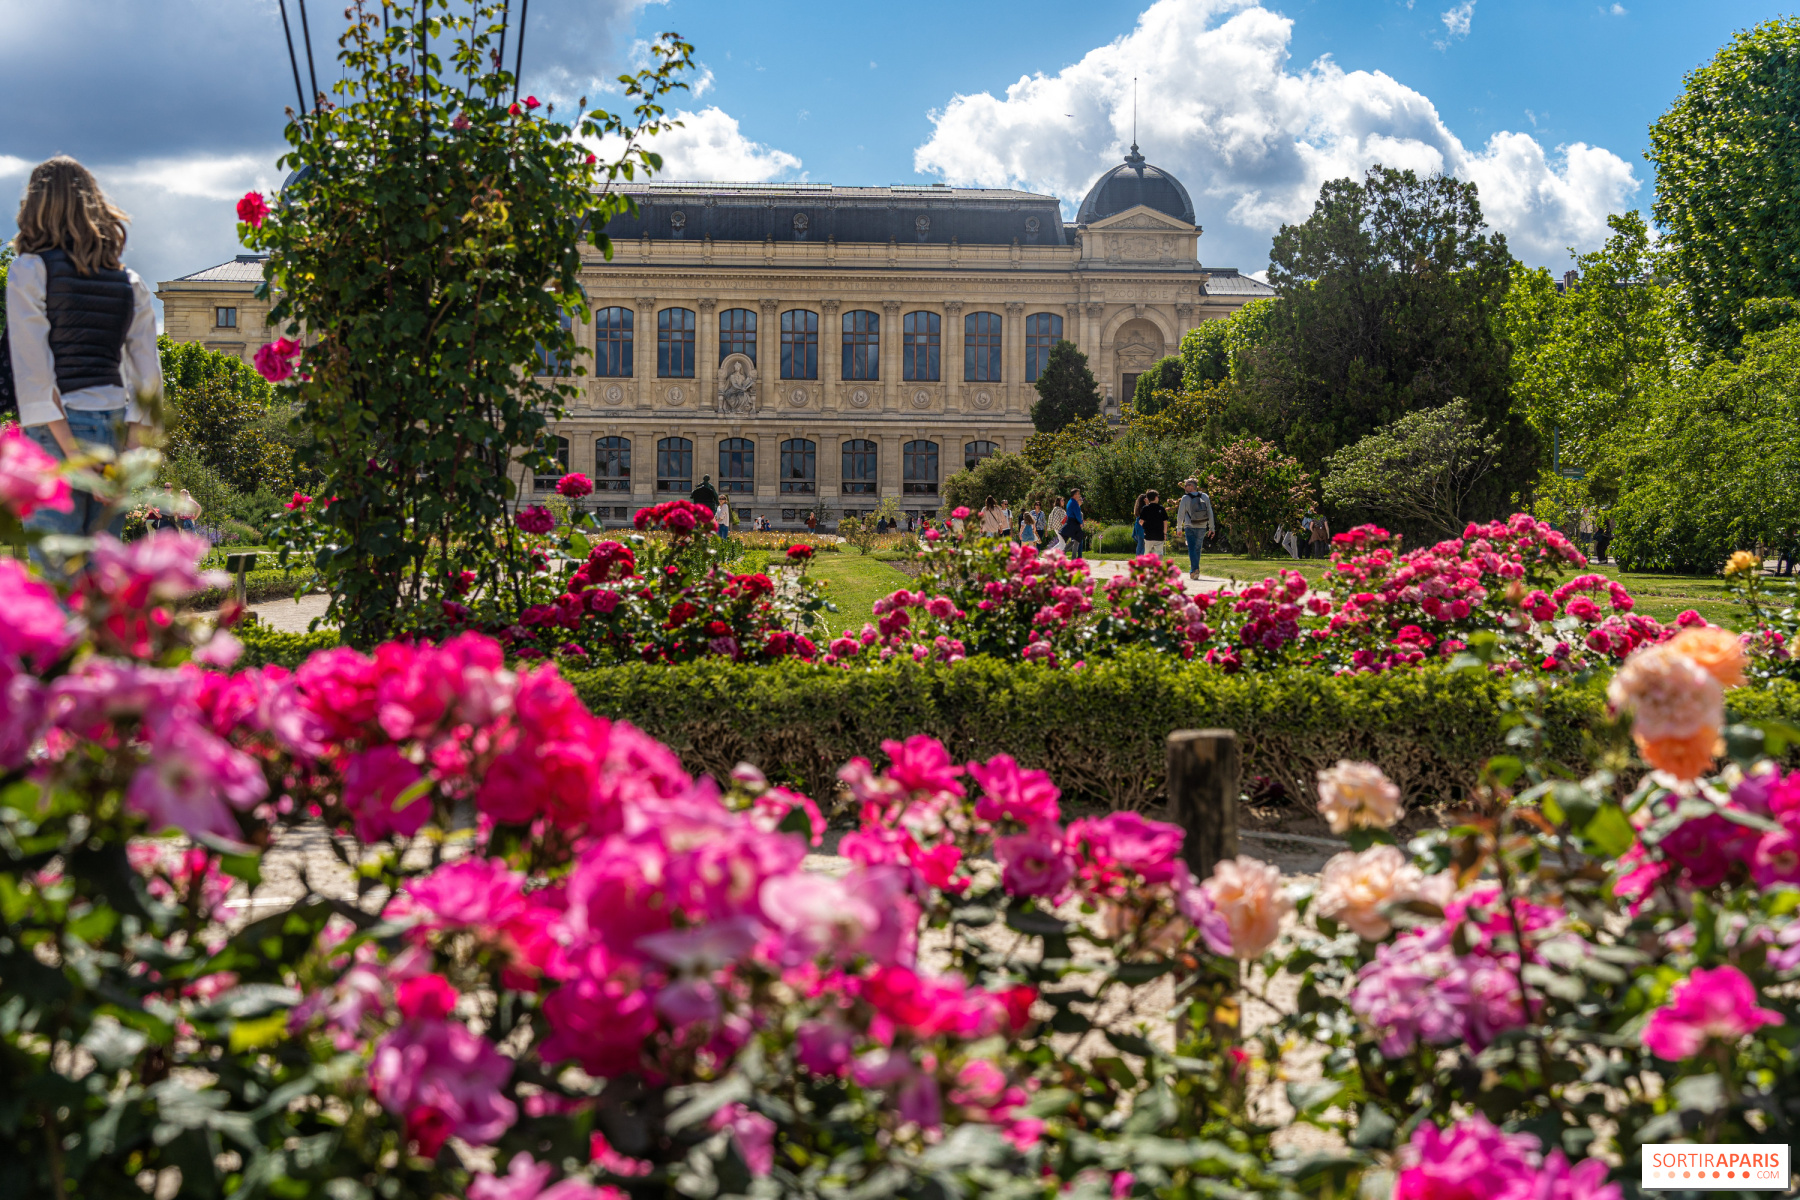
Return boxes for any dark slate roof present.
[1076,147,1196,226]
[169,254,268,284]
[597,182,1070,247]
[1201,269,1275,297]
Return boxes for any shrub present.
[234,617,342,667]
[1028,339,1103,432]
[1205,436,1313,556]
[1073,430,1209,523]
[941,451,1041,514]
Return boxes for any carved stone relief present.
[717,353,757,414]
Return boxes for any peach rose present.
[1668,625,1747,688]
[1316,845,1422,940]
[1316,761,1403,834]
[1635,728,1723,781]
[1607,642,1723,741]
[1201,855,1293,959]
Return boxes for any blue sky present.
[0,0,1786,296]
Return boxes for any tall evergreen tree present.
[1030,340,1102,432]
[1129,356,1184,414]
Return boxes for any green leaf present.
[1005,906,1068,937]
[1578,803,1635,859]
[1286,1080,1342,1114]
[228,1011,288,1052]
[1349,1102,1397,1150]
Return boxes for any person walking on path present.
[1132,492,1148,556]
[978,495,1008,538]
[1139,490,1169,559]
[7,156,161,563]
[1175,478,1215,580]
[1018,507,1038,547]
[715,495,731,539]
[1064,490,1087,557]
[805,510,819,535]
[690,474,719,513]
[1594,517,1614,565]
[1308,511,1330,560]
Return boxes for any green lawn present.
[804,554,909,636]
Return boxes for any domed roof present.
[1076,145,1195,226]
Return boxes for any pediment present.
[1085,205,1194,232]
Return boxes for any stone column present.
[944,301,964,414]
[697,297,717,411]
[634,295,657,408]
[1084,301,1105,364]
[882,300,901,413]
[1064,303,1080,356]
[821,300,841,411]
[1004,301,1025,416]
[1175,301,1197,345]
[759,299,778,398]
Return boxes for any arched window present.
[964,441,999,472]
[1025,312,1063,382]
[903,440,939,495]
[537,310,573,377]
[594,437,631,491]
[719,438,755,493]
[965,311,1002,382]
[656,437,693,493]
[842,439,878,494]
[719,308,757,363]
[903,311,940,381]
[780,439,817,495]
[534,434,569,489]
[781,309,819,380]
[842,310,880,381]
[658,307,696,378]
[595,308,634,377]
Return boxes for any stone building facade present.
[156,255,278,363]
[157,149,1271,527]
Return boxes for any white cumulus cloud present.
[593,106,801,182]
[913,0,1638,271]
[1436,0,1475,48]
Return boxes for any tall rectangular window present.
[594,437,631,491]
[964,311,1002,382]
[841,439,877,494]
[595,307,634,377]
[903,311,940,381]
[780,438,817,495]
[656,437,693,493]
[534,435,569,490]
[658,308,696,378]
[215,306,237,329]
[964,440,999,472]
[903,440,939,495]
[719,308,758,363]
[537,310,573,377]
[1025,312,1063,382]
[842,310,880,381]
[781,309,819,380]
[719,438,755,493]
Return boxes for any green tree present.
[1321,399,1505,541]
[1022,413,1113,471]
[159,340,295,497]
[1501,212,1677,475]
[1179,298,1273,389]
[1073,431,1210,523]
[1647,17,1800,355]
[1123,382,1229,441]
[1242,166,1526,508]
[1029,339,1102,432]
[241,0,692,645]
[942,451,1042,514]
[1129,356,1184,414]
[1605,322,1800,572]
[1205,437,1314,557]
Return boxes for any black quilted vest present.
[40,247,134,394]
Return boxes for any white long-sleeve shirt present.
[6,252,160,428]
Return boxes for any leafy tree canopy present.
[158,337,306,500]
[1070,431,1210,524]
[1123,382,1229,442]
[1237,166,1527,510]
[1205,437,1315,558]
[1029,339,1102,432]
[1179,299,1273,389]
[1605,322,1800,573]
[1322,398,1505,542]
[1129,356,1184,414]
[1022,414,1112,471]
[942,452,1042,514]
[1648,16,1800,355]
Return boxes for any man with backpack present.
[1176,478,1215,580]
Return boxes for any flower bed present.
[5,428,1800,1199]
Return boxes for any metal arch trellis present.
[275,0,530,117]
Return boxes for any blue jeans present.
[23,409,127,554]
[1185,528,1206,573]
[1133,520,1145,556]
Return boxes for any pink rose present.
[252,336,303,383]
[236,191,269,228]
[126,714,269,839]
[369,1019,518,1156]
[0,426,72,518]
[341,745,431,841]
[710,1103,775,1176]
[0,557,75,669]
[1642,965,1783,1060]
[994,831,1074,900]
[1607,642,1723,741]
[408,857,528,930]
[1201,855,1292,959]
[556,472,594,498]
[968,753,1062,829]
[516,504,556,535]
[1316,845,1423,940]
[1315,760,1402,833]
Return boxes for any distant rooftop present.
[168,254,267,284]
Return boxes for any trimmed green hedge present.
[234,619,340,668]
[190,569,314,609]
[563,653,1694,813]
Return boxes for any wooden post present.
[1166,729,1240,881]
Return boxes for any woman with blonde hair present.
[6,155,161,542]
